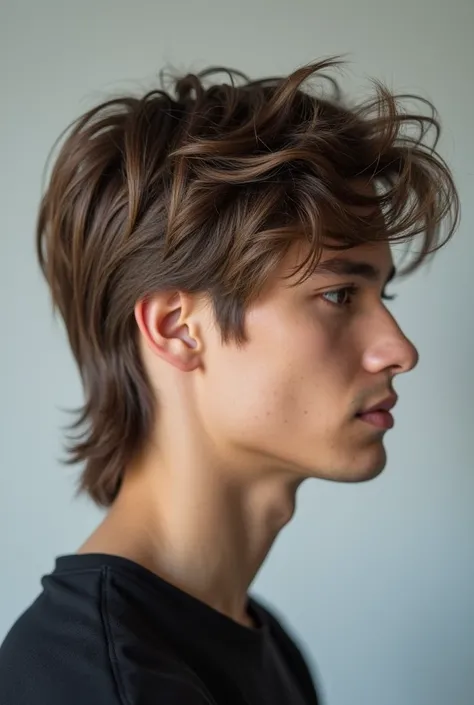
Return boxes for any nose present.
[362,310,419,377]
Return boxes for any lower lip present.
[356,410,394,430]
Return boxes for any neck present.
[79,450,300,626]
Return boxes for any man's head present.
[37,59,458,505]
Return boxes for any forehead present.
[280,239,394,285]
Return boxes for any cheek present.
[261,319,361,438]
[203,341,292,438]
[203,314,339,440]
[197,316,296,440]
[199,300,362,452]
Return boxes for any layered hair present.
[37,58,459,505]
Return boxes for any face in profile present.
[197,240,419,483]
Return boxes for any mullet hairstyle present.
[37,58,459,505]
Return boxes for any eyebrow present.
[312,257,396,287]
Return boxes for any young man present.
[0,59,458,704]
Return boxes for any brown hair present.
[37,58,459,506]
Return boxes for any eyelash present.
[320,285,397,308]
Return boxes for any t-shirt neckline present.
[54,552,269,646]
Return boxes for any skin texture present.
[79,238,418,626]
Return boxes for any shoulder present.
[0,577,114,704]
[0,567,214,705]
[0,602,214,705]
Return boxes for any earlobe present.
[134,294,202,372]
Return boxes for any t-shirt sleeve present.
[0,600,215,705]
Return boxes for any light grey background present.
[1,1,473,704]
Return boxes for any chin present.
[343,443,388,483]
[305,442,387,483]
[346,462,386,483]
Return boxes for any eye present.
[321,286,358,307]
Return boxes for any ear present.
[134,292,203,372]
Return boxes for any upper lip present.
[358,394,398,414]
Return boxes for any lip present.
[356,394,398,430]
[359,394,398,415]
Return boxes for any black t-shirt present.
[0,554,319,704]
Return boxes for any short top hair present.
[37,58,459,506]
